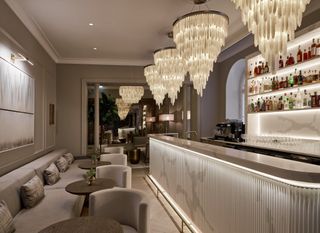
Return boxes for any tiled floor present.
[131,168,183,233]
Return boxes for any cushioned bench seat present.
[13,189,83,233]
[0,149,86,233]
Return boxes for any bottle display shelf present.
[248,82,320,98]
[247,106,320,115]
[248,55,320,80]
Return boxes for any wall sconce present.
[11,53,34,66]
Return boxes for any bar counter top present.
[150,135,320,186]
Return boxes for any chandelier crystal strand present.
[115,98,131,120]
[231,0,311,71]
[154,48,186,105]
[119,86,144,104]
[144,65,167,106]
[173,11,229,96]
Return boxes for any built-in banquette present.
[0,149,85,233]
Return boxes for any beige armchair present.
[89,188,150,233]
[95,165,132,188]
[100,153,127,166]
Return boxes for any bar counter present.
[149,135,320,233]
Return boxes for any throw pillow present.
[55,157,69,172]
[20,175,44,208]
[43,163,60,185]
[63,153,74,165]
[0,200,15,233]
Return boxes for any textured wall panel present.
[150,138,320,233]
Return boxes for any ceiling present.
[5,0,320,66]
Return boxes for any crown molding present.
[5,0,59,62]
[57,57,151,66]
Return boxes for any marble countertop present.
[150,135,320,184]
[201,137,320,158]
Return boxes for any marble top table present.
[65,178,115,196]
[78,159,111,169]
[38,216,123,233]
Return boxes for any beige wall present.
[0,0,56,175]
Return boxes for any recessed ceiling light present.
[93,47,97,50]
[89,23,94,26]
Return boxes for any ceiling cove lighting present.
[115,98,131,120]
[231,0,311,71]
[154,47,186,105]
[144,64,167,106]
[11,53,34,66]
[173,6,229,96]
[119,86,144,104]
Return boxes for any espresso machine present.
[214,120,245,142]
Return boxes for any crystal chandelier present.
[115,98,131,120]
[119,86,144,104]
[173,10,229,96]
[154,47,186,105]
[231,0,310,70]
[144,64,167,106]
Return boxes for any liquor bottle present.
[261,62,265,74]
[311,92,318,108]
[254,62,259,77]
[249,64,253,78]
[284,76,289,88]
[308,47,312,60]
[317,39,320,56]
[250,99,255,112]
[259,83,263,94]
[279,77,284,89]
[273,96,278,110]
[278,97,284,110]
[264,62,269,73]
[312,70,318,83]
[288,74,294,87]
[261,98,266,112]
[275,76,280,90]
[293,69,299,86]
[308,93,312,108]
[303,49,308,61]
[311,39,317,58]
[257,98,261,112]
[290,53,295,65]
[303,90,309,108]
[297,46,303,63]
[265,97,270,111]
[271,77,276,90]
[283,94,289,110]
[289,92,294,110]
[258,62,262,75]
[279,56,284,68]
[296,89,303,109]
[285,56,290,66]
[298,70,304,86]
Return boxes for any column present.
[94,84,100,152]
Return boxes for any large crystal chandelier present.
[119,86,144,104]
[173,10,229,96]
[144,65,167,106]
[115,98,131,120]
[231,0,310,70]
[154,47,186,105]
